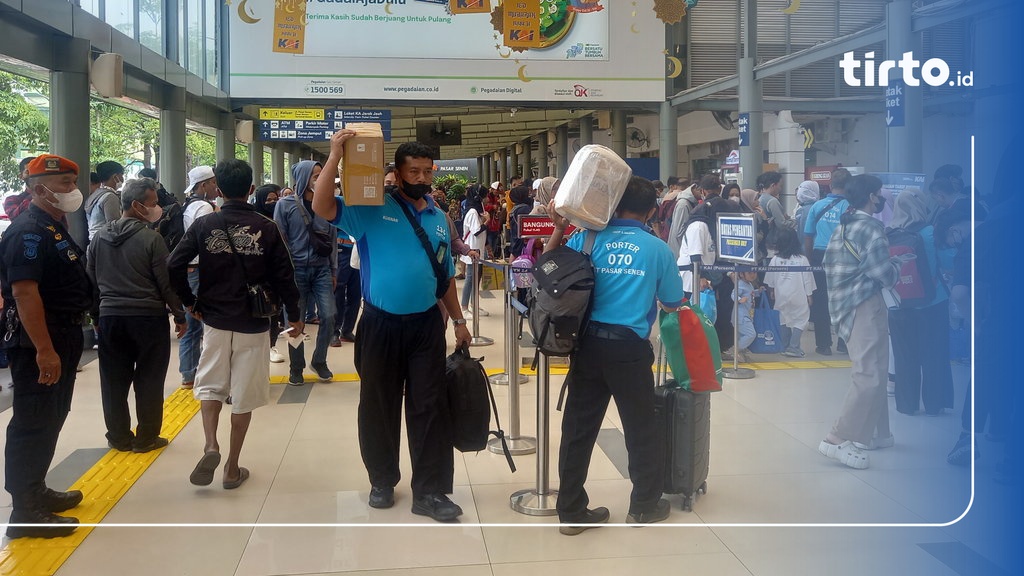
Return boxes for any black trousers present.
[5,323,83,503]
[889,302,954,415]
[98,315,170,446]
[713,273,735,352]
[810,249,835,350]
[557,334,662,520]
[334,246,362,337]
[354,303,453,497]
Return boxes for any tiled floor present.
[0,294,1013,576]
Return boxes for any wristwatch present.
[453,318,468,326]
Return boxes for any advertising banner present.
[229,0,663,102]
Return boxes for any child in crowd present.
[731,270,759,362]
[763,228,816,357]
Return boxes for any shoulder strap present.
[582,229,596,256]
[813,197,845,231]
[394,194,449,299]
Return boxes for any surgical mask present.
[137,202,163,223]
[44,187,83,213]
[402,180,432,201]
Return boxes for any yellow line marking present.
[0,389,201,576]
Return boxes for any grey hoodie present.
[667,185,699,259]
[86,216,186,322]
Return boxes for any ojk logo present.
[840,51,973,88]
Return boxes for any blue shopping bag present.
[699,288,717,324]
[748,294,784,354]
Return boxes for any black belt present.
[363,302,438,323]
[585,322,642,341]
[46,313,84,326]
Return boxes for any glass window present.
[205,0,219,86]
[105,0,135,39]
[78,0,101,18]
[187,0,203,76]
[139,0,163,54]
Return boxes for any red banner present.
[519,216,576,238]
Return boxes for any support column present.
[248,143,265,187]
[490,154,499,185]
[579,114,593,147]
[610,111,627,158]
[739,0,764,190]
[159,86,187,203]
[286,146,300,185]
[659,100,678,181]
[477,156,485,184]
[886,0,921,173]
[509,145,519,180]
[215,113,235,162]
[556,124,569,176]
[537,132,550,177]
[49,37,91,247]
[271,145,285,188]
[498,148,508,185]
[522,138,533,179]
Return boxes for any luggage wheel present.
[681,495,693,512]
[698,481,708,496]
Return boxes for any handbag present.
[295,199,334,258]
[699,287,717,324]
[219,215,280,319]
[749,293,784,353]
[658,303,723,393]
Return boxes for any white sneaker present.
[462,308,473,319]
[477,308,490,317]
[269,347,285,363]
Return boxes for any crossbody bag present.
[218,214,281,318]
[394,194,450,300]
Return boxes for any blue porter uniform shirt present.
[331,194,454,315]
[567,219,684,339]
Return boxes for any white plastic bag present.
[553,145,632,231]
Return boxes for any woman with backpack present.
[886,187,953,416]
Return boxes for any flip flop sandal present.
[189,451,221,486]
[818,440,870,469]
[223,467,250,490]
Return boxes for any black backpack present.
[886,225,936,308]
[528,231,596,358]
[151,201,185,252]
[445,347,515,472]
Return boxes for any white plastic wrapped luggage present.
[553,145,632,231]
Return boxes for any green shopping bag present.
[658,302,723,392]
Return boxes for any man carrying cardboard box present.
[312,129,472,523]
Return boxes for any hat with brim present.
[184,165,215,195]
[26,154,79,179]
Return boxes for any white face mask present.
[44,187,84,213]
[137,202,163,223]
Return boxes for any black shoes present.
[6,507,78,539]
[311,363,333,382]
[368,486,395,509]
[816,346,833,356]
[411,493,463,522]
[288,371,305,386]
[558,506,610,535]
[340,332,357,343]
[133,437,169,454]
[836,341,848,354]
[626,498,671,525]
[36,488,84,513]
[107,439,133,452]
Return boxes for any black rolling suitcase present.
[654,338,710,511]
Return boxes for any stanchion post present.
[489,263,536,455]
[470,259,493,347]
[510,352,557,515]
[723,262,756,379]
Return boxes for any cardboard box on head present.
[343,123,385,206]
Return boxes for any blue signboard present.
[885,81,905,128]
[716,213,757,264]
[738,113,750,147]
[258,109,392,142]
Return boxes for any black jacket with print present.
[167,201,300,334]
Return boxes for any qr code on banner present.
[363,186,377,198]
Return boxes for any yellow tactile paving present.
[0,388,200,576]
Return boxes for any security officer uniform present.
[0,155,93,539]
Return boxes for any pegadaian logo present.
[840,51,973,88]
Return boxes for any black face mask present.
[872,194,886,214]
[402,180,432,200]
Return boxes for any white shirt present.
[763,254,817,329]
[460,208,486,264]
[676,220,715,293]
[183,197,215,265]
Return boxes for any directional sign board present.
[716,213,757,264]
[258,109,392,142]
[519,216,576,239]
[885,81,905,128]
[738,113,750,147]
